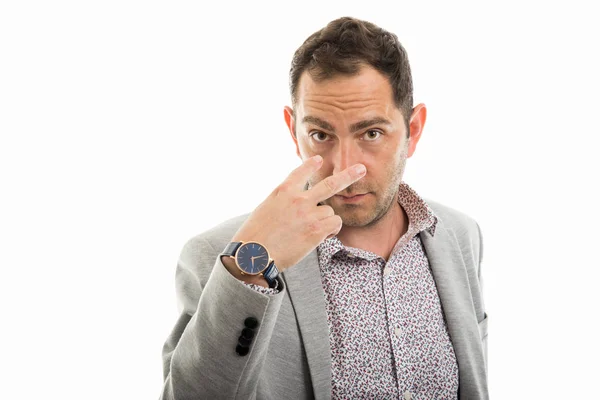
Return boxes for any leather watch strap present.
[221,241,243,257]
[262,261,280,289]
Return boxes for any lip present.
[335,193,368,203]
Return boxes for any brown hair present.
[289,17,414,134]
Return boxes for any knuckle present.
[273,182,290,196]
[292,195,309,218]
[291,193,307,206]
[323,176,337,193]
[306,219,321,235]
[346,170,356,182]
[296,207,306,220]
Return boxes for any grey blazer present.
[160,199,489,399]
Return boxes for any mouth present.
[335,193,369,203]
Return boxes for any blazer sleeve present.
[160,236,286,400]
[476,222,488,375]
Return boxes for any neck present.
[337,201,409,261]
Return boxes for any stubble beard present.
[312,148,409,228]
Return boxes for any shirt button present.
[347,254,355,259]
[395,327,401,337]
[404,391,413,400]
[383,266,391,276]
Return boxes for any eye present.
[310,131,330,142]
[363,130,382,141]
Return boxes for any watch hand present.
[248,255,266,270]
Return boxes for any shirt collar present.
[317,181,438,266]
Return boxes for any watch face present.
[236,242,269,275]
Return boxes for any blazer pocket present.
[478,313,488,340]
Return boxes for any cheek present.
[369,159,400,184]
[297,138,317,158]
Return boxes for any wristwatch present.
[221,241,279,289]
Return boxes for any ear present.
[284,106,301,158]
[406,103,427,158]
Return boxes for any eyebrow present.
[349,117,392,133]
[301,115,392,133]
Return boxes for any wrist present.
[221,255,270,288]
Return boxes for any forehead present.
[295,65,399,119]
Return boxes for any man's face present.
[285,65,421,228]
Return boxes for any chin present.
[337,208,379,227]
[335,196,394,228]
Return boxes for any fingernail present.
[313,155,323,163]
[354,164,366,174]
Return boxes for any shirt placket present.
[377,252,407,398]
[384,248,419,398]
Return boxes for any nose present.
[331,138,361,175]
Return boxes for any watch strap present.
[262,260,280,289]
[222,241,243,257]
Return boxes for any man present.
[160,16,488,399]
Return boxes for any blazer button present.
[244,317,259,329]
[235,344,250,356]
[241,327,255,340]
[238,335,251,347]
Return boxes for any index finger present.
[284,155,324,191]
[309,163,367,203]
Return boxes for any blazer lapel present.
[419,218,487,397]
[281,250,332,400]
[279,216,486,399]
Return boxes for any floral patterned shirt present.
[246,181,458,399]
[315,181,458,399]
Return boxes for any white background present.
[1,1,598,398]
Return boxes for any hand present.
[231,155,367,271]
